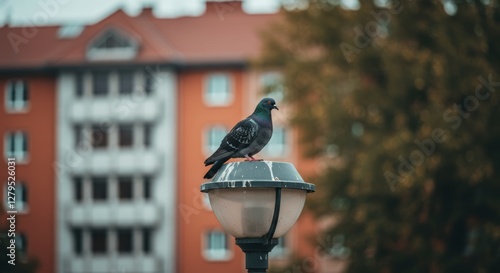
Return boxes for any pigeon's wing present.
[204,117,259,165]
[226,118,259,148]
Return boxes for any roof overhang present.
[0,59,249,76]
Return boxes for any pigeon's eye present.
[267,100,271,104]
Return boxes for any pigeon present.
[203,98,279,179]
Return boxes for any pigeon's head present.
[259,97,279,111]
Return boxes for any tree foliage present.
[258,0,500,272]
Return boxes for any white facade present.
[56,68,177,273]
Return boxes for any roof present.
[0,1,279,71]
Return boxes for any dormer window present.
[87,29,138,61]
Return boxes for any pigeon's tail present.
[203,159,227,179]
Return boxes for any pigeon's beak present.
[273,105,279,110]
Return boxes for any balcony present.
[66,202,162,226]
[70,96,162,123]
[68,149,163,175]
[64,255,161,273]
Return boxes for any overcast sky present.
[0,0,284,26]
[0,0,362,26]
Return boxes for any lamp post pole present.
[236,237,279,273]
[201,161,315,273]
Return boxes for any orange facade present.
[0,75,56,273]
[177,69,246,273]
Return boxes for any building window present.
[75,73,84,97]
[74,125,91,150]
[118,124,134,147]
[16,233,27,258]
[4,183,28,212]
[204,73,231,106]
[119,71,134,95]
[16,184,28,212]
[91,125,108,148]
[73,228,155,255]
[144,71,154,94]
[117,228,133,254]
[144,124,152,148]
[87,29,138,60]
[91,229,107,254]
[74,125,83,148]
[260,72,284,102]
[92,177,108,201]
[92,72,108,96]
[142,228,152,253]
[143,177,152,200]
[74,177,83,202]
[5,132,28,162]
[72,228,83,255]
[5,80,29,111]
[96,31,131,49]
[262,127,286,157]
[270,236,288,258]
[204,230,230,261]
[118,177,133,201]
[206,126,227,154]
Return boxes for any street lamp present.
[201,161,315,273]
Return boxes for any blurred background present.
[1,0,499,273]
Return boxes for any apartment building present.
[56,66,177,272]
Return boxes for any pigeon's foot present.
[244,155,262,161]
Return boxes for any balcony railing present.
[70,96,163,123]
[69,149,163,175]
[64,255,162,273]
[65,201,162,226]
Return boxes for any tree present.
[258,0,500,272]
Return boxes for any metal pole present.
[264,188,281,244]
[236,238,278,273]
